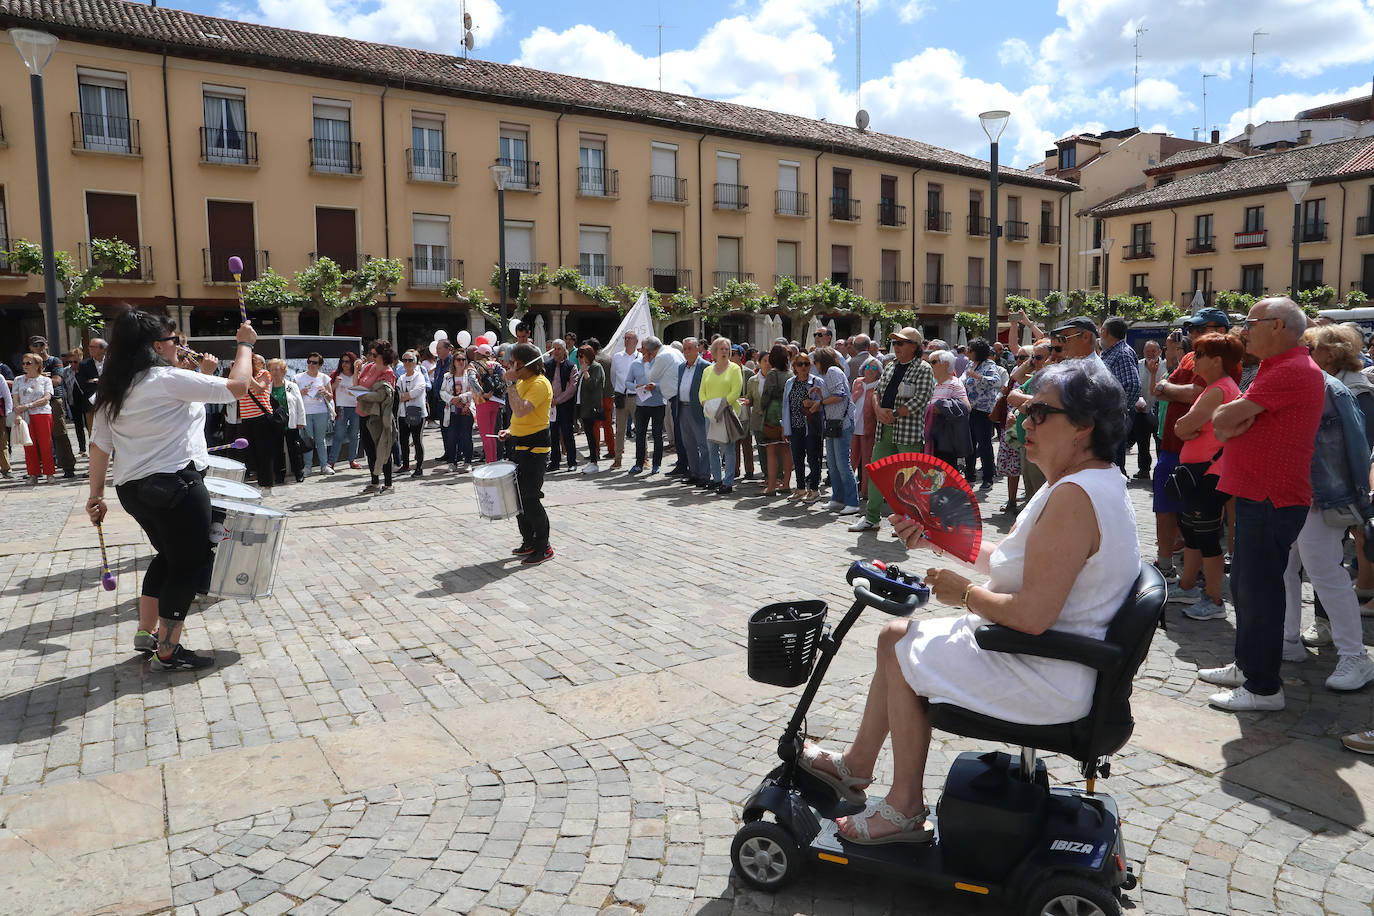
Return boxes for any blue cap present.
[1182,307,1231,330]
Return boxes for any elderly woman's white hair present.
[929,349,958,370]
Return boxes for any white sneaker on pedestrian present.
[1208,686,1284,712]
[1198,661,1245,688]
[1183,596,1226,620]
[1326,654,1374,691]
[1167,585,1200,605]
[1301,620,1333,647]
[848,518,879,533]
[322,465,337,476]
[837,505,861,516]
[825,500,845,511]
[1282,638,1308,663]
[583,463,600,474]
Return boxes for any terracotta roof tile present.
[0,0,1077,192]
[1153,144,1246,171]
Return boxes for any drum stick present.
[97,523,116,591]
[209,438,250,452]
[228,256,247,324]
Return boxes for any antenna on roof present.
[1202,72,1218,139]
[641,5,677,92]
[460,1,474,57]
[1248,29,1268,126]
[856,0,862,112]
[1133,25,1148,128]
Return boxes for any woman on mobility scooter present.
[800,360,1139,844]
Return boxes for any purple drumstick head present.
[233,437,249,449]
[102,572,117,591]
[228,255,244,275]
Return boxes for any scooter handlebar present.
[850,578,921,617]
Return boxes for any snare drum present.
[472,460,521,520]
[205,477,262,503]
[208,499,288,600]
[204,454,247,483]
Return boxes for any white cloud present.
[1218,81,1374,140]
[222,0,505,52]
[999,38,1033,69]
[1120,78,1191,115]
[896,0,931,24]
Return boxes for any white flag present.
[600,291,654,358]
[1190,289,1205,314]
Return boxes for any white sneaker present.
[1209,686,1285,712]
[1282,638,1309,663]
[1183,596,1226,620]
[837,505,861,516]
[1301,619,1333,647]
[1198,662,1245,688]
[1326,654,1374,691]
[848,518,879,533]
[825,500,845,511]
[322,465,337,476]
[583,463,600,474]
[1167,585,1200,605]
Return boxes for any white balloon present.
[456,330,472,347]
[433,329,448,342]
[508,316,522,336]
[482,331,498,345]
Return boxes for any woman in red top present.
[355,340,397,492]
[237,353,278,495]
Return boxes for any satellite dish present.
[463,31,474,50]
[856,109,870,131]
[462,12,472,28]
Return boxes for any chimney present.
[1211,129,1220,144]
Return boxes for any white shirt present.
[396,368,428,417]
[296,371,331,415]
[333,373,358,408]
[13,375,53,415]
[91,366,238,486]
[611,348,641,395]
[94,358,105,376]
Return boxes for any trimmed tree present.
[3,237,138,332]
[241,257,405,332]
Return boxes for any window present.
[716,152,744,209]
[1301,198,1327,241]
[579,137,607,195]
[925,252,945,302]
[1298,259,1324,291]
[1190,268,1213,300]
[1007,196,1022,222]
[1243,206,1264,233]
[315,207,358,271]
[1058,146,1076,169]
[0,189,10,272]
[777,160,803,215]
[1040,201,1054,227]
[966,257,986,306]
[1128,222,1152,257]
[969,190,983,220]
[1006,260,1022,294]
[504,220,534,272]
[203,86,246,163]
[78,69,131,153]
[206,200,257,282]
[86,191,142,278]
[650,143,680,201]
[879,175,898,225]
[926,183,945,230]
[1037,263,1054,297]
[717,237,742,285]
[830,245,852,289]
[831,168,854,220]
[1191,213,1214,251]
[1092,218,1103,248]
[1129,273,1150,297]
[499,126,530,188]
[578,226,609,286]
[776,240,800,283]
[411,114,445,181]
[880,249,903,301]
[312,99,353,172]
[412,214,450,286]
[650,231,680,293]
[1090,257,1101,288]
[1241,264,1264,296]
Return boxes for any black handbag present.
[588,406,606,422]
[824,418,844,438]
[249,391,288,433]
[1166,449,1222,504]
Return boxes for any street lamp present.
[979,109,1010,343]
[489,163,512,342]
[9,28,60,346]
[1101,237,1115,314]
[1288,179,1311,299]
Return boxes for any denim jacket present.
[1310,374,1372,513]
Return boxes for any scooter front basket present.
[748,600,827,687]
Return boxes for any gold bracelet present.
[961,582,976,608]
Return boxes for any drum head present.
[204,455,242,471]
[212,498,287,519]
[473,460,517,480]
[205,478,262,502]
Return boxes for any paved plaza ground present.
[3,429,1374,916]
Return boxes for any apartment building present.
[0,0,1074,348]
[1088,136,1374,305]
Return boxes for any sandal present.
[839,798,933,845]
[799,744,872,804]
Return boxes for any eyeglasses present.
[307,359,322,365]
[1032,354,1048,362]
[155,335,178,343]
[1015,354,1028,361]
[1024,403,1072,426]
[1244,317,1281,329]
[793,361,812,368]
[402,357,416,362]
[1050,346,1064,353]
[454,357,468,363]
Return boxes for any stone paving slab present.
[540,669,735,740]
[164,738,344,833]
[0,765,163,870]
[1224,738,1374,832]
[1131,690,1290,775]
[0,838,172,916]
[431,696,587,762]
[317,714,475,792]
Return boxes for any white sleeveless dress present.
[894,466,1140,725]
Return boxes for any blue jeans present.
[330,406,360,464]
[825,422,859,506]
[707,438,737,487]
[1232,497,1309,696]
[443,412,474,463]
[302,412,331,471]
[679,404,708,478]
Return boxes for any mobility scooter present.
[731,559,1165,915]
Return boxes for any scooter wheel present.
[731,821,801,892]
[1022,874,1122,916]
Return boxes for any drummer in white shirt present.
[87,310,258,671]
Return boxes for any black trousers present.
[964,409,996,486]
[549,403,576,467]
[399,419,424,469]
[1129,410,1155,474]
[115,467,212,622]
[242,414,280,486]
[513,441,550,550]
[359,423,393,486]
[634,403,665,469]
[789,431,822,490]
[276,429,305,483]
[69,403,87,452]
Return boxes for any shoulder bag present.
[249,390,288,433]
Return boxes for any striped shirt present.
[237,370,271,419]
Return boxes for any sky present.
[190,0,1374,169]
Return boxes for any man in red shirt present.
[1199,297,1324,712]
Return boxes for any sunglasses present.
[1050,346,1064,353]
[402,357,416,362]
[1015,354,1028,361]
[307,360,322,365]
[156,335,178,343]
[454,357,468,363]
[793,362,812,368]
[1032,354,1048,362]
[1025,403,1072,426]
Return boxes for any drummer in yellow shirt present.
[501,342,555,564]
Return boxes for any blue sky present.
[189,0,1374,168]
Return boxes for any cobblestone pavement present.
[2,427,1374,915]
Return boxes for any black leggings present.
[242,414,280,486]
[360,423,393,485]
[513,435,550,550]
[116,467,212,622]
[789,431,822,490]
[399,420,424,470]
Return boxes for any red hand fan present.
[865,452,983,564]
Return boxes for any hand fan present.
[865,452,983,564]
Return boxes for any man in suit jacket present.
[674,337,710,484]
[74,337,106,433]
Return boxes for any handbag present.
[824,418,844,438]
[14,413,31,447]
[1166,449,1222,505]
[723,404,747,443]
[587,406,606,422]
[297,426,315,451]
[989,377,1016,426]
[249,391,288,433]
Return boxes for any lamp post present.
[1288,180,1311,299]
[490,163,512,342]
[979,109,1010,343]
[9,28,60,345]
[1101,237,1115,316]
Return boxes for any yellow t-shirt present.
[509,374,553,441]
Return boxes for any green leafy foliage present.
[240,257,403,332]
[454,265,657,320]
[2,237,138,331]
[955,311,990,339]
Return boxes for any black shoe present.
[412,469,424,478]
[695,480,715,489]
[521,546,554,565]
[63,469,76,479]
[546,463,559,472]
[398,464,411,473]
[512,544,536,556]
[295,476,305,484]
[153,644,214,671]
[716,485,734,495]
[667,467,686,477]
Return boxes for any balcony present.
[830,277,862,294]
[924,283,954,304]
[308,251,366,272]
[309,138,361,175]
[648,268,692,294]
[496,157,540,190]
[1358,215,1374,237]
[714,183,749,210]
[1299,219,1328,243]
[0,237,15,275]
[1234,229,1267,249]
[775,190,809,217]
[650,175,687,203]
[713,270,755,288]
[204,248,267,283]
[578,265,622,288]
[925,210,951,232]
[878,279,913,303]
[878,201,907,227]
[407,257,463,288]
[1036,287,1054,300]
[200,126,258,166]
[1130,288,1153,300]
[1122,242,1155,260]
[966,285,990,307]
[505,261,547,278]
[80,242,153,281]
[773,273,812,288]
[577,167,619,198]
[968,215,991,237]
[830,197,861,221]
[1186,236,1215,254]
[1004,287,1029,299]
[406,149,458,183]
[1040,224,1061,245]
[1005,220,1030,241]
[71,112,140,156]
